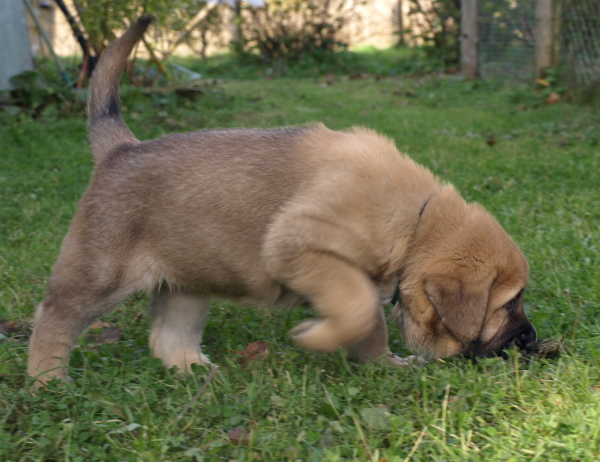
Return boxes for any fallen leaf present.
[545,92,560,105]
[536,78,551,87]
[228,426,249,445]
[90,321,111,330]
[0,319,32,342]
[96,326,123,344]
[0,320,11,336]
[231,341,269,368]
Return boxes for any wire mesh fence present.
[478,0,537,82]
[559,0,600,95]
[477,0,600,94]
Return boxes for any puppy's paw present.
[290,318,342,352]
[386,354,428,368]
[30,373,72,393]
[160,351,213,374]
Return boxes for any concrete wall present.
[0,0,34,90]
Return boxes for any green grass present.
[1,71,599,461]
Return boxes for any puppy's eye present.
[503,289,524,312]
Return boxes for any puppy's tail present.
[88,16,153,164]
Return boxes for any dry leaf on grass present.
[536,78,551,87]
[90,321,112,330]
[0,319,32,342]
[96,326,123,344]
[228,426,249,445]
[231,341,269,368]
[545,92,560,105]
[0,320,17,336]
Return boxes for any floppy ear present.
[423,276,490,342]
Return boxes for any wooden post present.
[535,0,555,78]
[0,0,34,90]
[230,0,242,50]
[460,0,478,78]
[394,0,405,47]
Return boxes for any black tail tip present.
[136,15,154,28]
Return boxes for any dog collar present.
[419,196,432,218]
[388,195,434,308]
[390,285,401,306]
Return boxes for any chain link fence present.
[560,0,600,96]
[478,0,537,82]
[477,0,600,95]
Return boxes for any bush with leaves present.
[65,0,225,85]
[236,0,368,66]
[74,0,212,55]
[2,59,85,119]
[406,0,461,67]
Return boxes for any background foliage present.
[235,0,367,67]
[406,0,461,67]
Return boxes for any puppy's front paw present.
[290,318,342,352]
[386,354,428,368]
[159,351,213,374]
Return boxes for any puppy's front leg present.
[149,292,212,372]
[284,252,380,352]
[345,306,390,362]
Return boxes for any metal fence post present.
[461,0,479,78]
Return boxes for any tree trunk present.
[394,0,404,47]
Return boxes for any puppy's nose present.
[515,327,537,351]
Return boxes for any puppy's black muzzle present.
[463,323,537,359]
[513,326,537,351]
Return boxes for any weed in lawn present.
[0,68,598,460]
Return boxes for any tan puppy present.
[28,17,536,386]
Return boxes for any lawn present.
[0,63,599,461]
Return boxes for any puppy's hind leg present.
[149,292,212,372]
[28,260,134,387]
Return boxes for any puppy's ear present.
[424,276,489,342]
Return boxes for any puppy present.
[27,17,536,386]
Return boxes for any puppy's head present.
[395,186,536,359]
